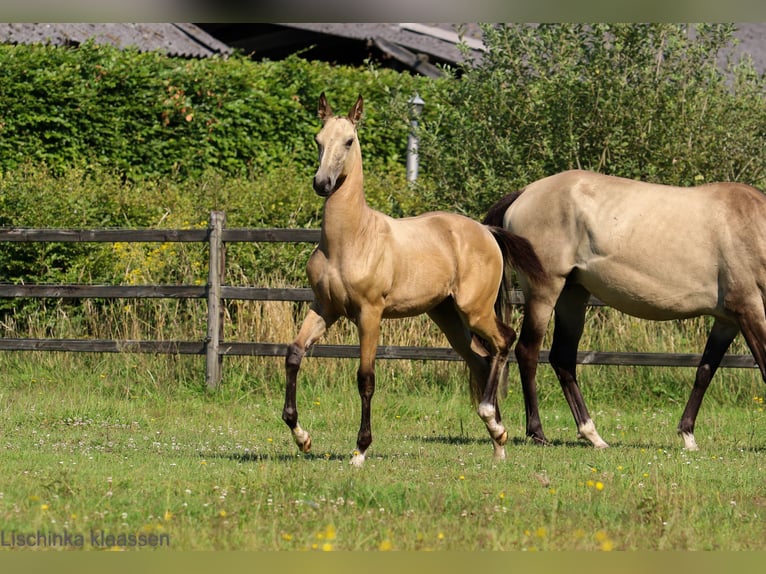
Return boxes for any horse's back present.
[509,170,766,248]
[381,211,503,312]
[392,210,497,257]
[506,170,766,319]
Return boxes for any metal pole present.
[406,93,425,183]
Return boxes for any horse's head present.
[312,93,363,197]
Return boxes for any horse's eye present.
[345,138,354,148]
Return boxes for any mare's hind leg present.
[677,319,739,450]
[428,300,512,460]
[283,304,337,453]
[550,284,608,449]
[516,295,557,445]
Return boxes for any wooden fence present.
[0,211,757,388]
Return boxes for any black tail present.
[485,224,542,342]
[482,190,523,228]
[483,189,543,318]
[488,226,545,287]
[472,190,543,399]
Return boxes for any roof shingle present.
[0,23,232,58]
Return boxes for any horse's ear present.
[318,92,333,121]
[348,95,363,125]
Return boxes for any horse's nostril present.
[313,176,330,196]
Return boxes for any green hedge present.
[0,42,439,179]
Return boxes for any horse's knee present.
[548,347,576,379]
[357,368,375,398]
[496,318,516,351]
[285,342,304,371]
[515,339,537,366]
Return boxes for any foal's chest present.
[306,247,380,316]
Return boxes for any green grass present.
[0,350,764,551]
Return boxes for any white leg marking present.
[350,449,366,467]
[478,401,508,458]
[292,425,312,453]
[477,401,496,422]
[578,419,609,449]
[681,431,699,451]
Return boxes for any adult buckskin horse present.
[282,93,544,466]
[483,169,766,450]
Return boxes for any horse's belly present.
[381,291,449,318]
[577,264,719,320]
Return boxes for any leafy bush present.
[0,42,437,179]
[416,23,766,217]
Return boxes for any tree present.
[417,23,766,217]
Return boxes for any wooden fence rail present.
[0,211,757,387]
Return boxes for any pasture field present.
[0,336,764,552]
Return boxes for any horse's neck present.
[319,160,378,249]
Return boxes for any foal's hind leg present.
[428,301,512,460]
[677,319,739,450]
[283,304,337,453]
[550,285,609,449]
[475,323,515,460]
[465,305,516,460]
[428,300,492,394]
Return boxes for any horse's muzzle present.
[313,176,332,197]
[313,175,344,197]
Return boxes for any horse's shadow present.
[206,434,606,464]
[203,435,766,465]
[219,451,351,463]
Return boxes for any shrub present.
[416,23,766,217]
[0,42,438,179]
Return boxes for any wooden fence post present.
[206,211,226,388]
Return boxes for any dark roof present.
[0,23,232,58]
[198,23,486,78]
[1,22,763,78]
[198,22,766,79]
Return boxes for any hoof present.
[496,429,508,446]
[292,426,312,453]
[680,431,699,451]
[578,420,608,449]
[529,434,549,446]
[350,450,366,467]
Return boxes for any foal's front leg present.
[350,309,382,467]
[283,305,335,453]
